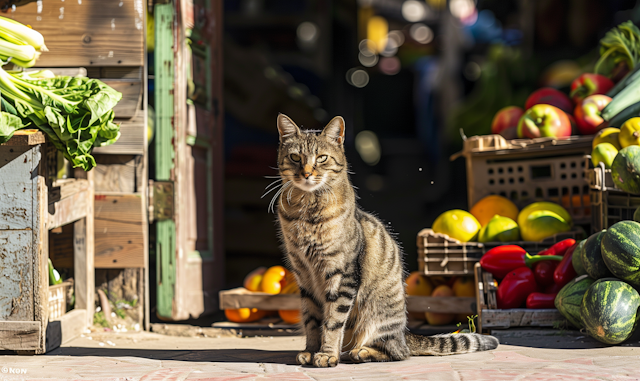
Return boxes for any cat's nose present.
[302,171,311,179]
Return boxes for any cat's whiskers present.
[269,181,292,213]
[261,179,284,199]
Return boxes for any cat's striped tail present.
[405,332,499,356]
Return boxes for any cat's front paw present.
[296,351,313,365]
[313,352,339,367]
[349,347,372,363]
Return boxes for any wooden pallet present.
[474,263,565,332]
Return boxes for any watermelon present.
[612,146,640,194]
[572,240,587,276]
[580,278,640,344]
[601,220,640,287]
[581,231,612,279]
[555,275,595,328]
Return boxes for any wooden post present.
[73,171,95,327]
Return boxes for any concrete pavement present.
[0,328,640,380]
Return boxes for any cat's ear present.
[321,116,345,145]
[277,114,301,142]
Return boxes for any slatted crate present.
[451,134,593,225]
[474,263,565,332]
[417,228,586,276]
[586,158,640,232]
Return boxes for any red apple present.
[570,73,614,104]
[517,104,572,139]
[525,88,573,114]
[491,106,524,139]
[574,94,612,135]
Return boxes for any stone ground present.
[1,327,640,380]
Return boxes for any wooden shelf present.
[1,130,46,146]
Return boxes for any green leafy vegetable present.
[0,68,122,170]
[595,21,640,76]
[0,111,28,143]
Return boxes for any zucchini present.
[602,74,640,121]
[607,101,640,126]
[607,64,640,98]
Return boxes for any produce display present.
[432,196,573,243]
[225,265,301,324]
[0,16,122,171]
[555,275,595,329]
[405,272,476,326]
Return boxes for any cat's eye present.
[290,153,301,162]
[317,155,328,163]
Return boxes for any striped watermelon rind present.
[601,221,640,287]
[612,146,640,194]
[582,230,612,279]
[572,240,587,276]
[580,278,640,345]
[555,275,595,329]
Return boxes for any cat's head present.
[276,114,347,192]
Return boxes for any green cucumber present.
[607,64,640,98]
[607,101,640,126]
[602,74,640,121]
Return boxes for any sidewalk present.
[1,328,640,380]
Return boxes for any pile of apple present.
[405,272,476,326]
[491,74,613,139]
[225,265,301,324]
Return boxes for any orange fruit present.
[405,271,434,321]
[278,309,301,324]
[260,265,288,294]
[225,308,267,323]
[243,267,267,292]
[452,277,476,297]
[470,195,519,227]
[425,285,455,326]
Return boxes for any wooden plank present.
[219,288,474,314]
[46,309,87,352]
[92,116,144,155]
[48,179,91,204]
[94,194,144,268]
[0,232,34,322]
[0,321,41,351]
[406,296,475,314]
[105,80,143,119]
[0,145,35,229]
[8,0,144,67]
[34,174,48,354]
[47,189,90,230]
[481,309,565,329]
[1,130,46,146]
[93,155,140,193]
[74,205,94,327]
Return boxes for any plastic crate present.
[417,228,586,276]
[586,158,640,232]
[451,135,593,225]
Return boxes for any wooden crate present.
[418,228,585,276]
[474,263,565,332]
[48,279,74,321]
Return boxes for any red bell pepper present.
[570,73,614,104]
[533,260,558,287]
[480,245,563,279]
[553,242,578,287]
[497,267,539,309]
[526,292,557,309]
[537,238,576,257]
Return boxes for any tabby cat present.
[273,114,498,367]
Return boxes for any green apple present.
[591,142,618,169]
[478,215,520,242]
[517,104,572,139]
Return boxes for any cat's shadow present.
[47,346,301,365]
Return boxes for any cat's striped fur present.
[274,114,499,367]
